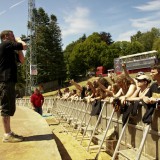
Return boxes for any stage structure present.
[25,0,37,95]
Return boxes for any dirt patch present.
[45,116,111,160]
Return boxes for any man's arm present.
[17,50,25,64]
[122,63,135,84]
[70,80,83,91]
[143,83,156,104]
[143,96,157,104]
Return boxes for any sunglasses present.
[137,79,146,82]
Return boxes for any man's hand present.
[15,37,22,42]
[143,97,157,104]
[15,37,27,50]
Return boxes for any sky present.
[0,0,160,49]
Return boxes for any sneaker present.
[11,132,24,139]
[2,134,23,143]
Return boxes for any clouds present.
[1,0,159,48]
[0,10,6,16]
[134,0,160,11]
[130,14,160,30]
[61,6,95,38]
[117,30,136,42]
[0,0,26,16]
[61,0,160,45]
[9,0,26,9]
[131,0,160,29]
[118,0,160,41]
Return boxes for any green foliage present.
[64,28,160,79]
[32,8,64,83]
[131,27,160,51]
[65,32,109,78]
[153,38,160,57]
[99,32,114,45]
[16,64,26,96]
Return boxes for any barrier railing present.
[16,97,160,160]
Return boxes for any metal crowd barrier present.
[16,97,160,160]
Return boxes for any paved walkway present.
[0,106,62,160]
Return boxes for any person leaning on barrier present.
[110,74,137,104]
[0,30,27,143]
[88,79,109,116]
[126,75,151,101]
[70,79,94,101]
[121,75,151,125]
[96,77,119,99]
[67,89,79,100]
[143,64,160,112]
[96,77,115,101]
[86,78,111,102]
[61,87,71,100]
[111,83,120,95]
[56,88,63,99]
[138,64,160,124]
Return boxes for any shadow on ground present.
[52,132,72,160]
[24,134,54,141]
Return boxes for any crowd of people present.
[56,63,160,125]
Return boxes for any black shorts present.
[0,82,16,116]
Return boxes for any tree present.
[153,38,160,58]
[65,32,108,79]
[99,32,114,45]
[32,8,64,83]
[64,35,86,79]
[131,27,160,51]
[16,64,26,97]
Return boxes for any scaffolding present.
[25,0,37,96]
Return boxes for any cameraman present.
[0,30,27,142]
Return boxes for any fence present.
[16,97,160,160]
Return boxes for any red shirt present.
[30,93,44,107]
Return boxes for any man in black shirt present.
[0,30,27,142]
[143,64,160,123]
[143,64,160,104]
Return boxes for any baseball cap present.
[135,75,151,83]
[136,71,145,77]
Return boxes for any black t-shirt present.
[145,82,160,98]
[0,40,23,82]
